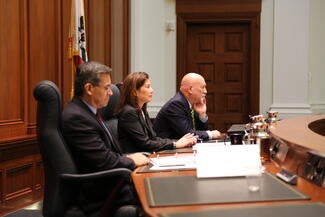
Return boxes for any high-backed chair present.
[33,80,137,217]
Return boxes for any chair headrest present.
[33,80,62,128]
[33,80,62,106]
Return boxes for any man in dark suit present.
[61,61,149,214]
[153,72,222,141]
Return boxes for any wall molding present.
[310,102,325,115]
[270,103,312,119]
[148,102,165,118]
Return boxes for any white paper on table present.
[192,141,230,151]
[149,153,196,171]
[196,144,261,178]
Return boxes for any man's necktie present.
[96,112,103,121]
[95,112,121,153]
[191,109,196,130]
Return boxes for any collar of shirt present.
[82,99,97,115]
[141,110,145,119]
[186,99,193,110]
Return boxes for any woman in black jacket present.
[116,72,197,153]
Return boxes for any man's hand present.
[193,97,207,116]
[210,130,222,139]
[127,153,150,167]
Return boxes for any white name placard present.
[196,144,261,178]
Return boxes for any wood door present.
[185,23,251,132]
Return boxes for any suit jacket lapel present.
[138,111,149,132]
[74,98,123,154]
[98,118,122,154]
[105,125,123,153]
[144,111,156,137]
[139,110,156,137]
[179,93,193,124]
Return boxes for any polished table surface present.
[132,159,325,217]
[268,114,325,184]
[133,115,325,216]
[269,114,325,153]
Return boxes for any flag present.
[68,0,88,97]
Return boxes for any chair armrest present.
[60,168,132,183]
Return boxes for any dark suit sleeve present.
[62,105,135,173]
[118,106,174,153]
[162,100,210,140]
[194,111,210,133]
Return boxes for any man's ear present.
[84,83,93,95]
[188,86,193,95]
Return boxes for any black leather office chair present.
[33,80,138,217]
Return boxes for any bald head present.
[180,72,207,104]
[180,73,205,89]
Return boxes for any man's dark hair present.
[74,61,112,97]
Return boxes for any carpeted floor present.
[3,201,42,217]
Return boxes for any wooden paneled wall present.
[0,0,129,204]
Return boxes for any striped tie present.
[191,109,196,130]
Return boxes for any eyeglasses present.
[93,84,111,91]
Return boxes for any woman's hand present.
[175,133,198,148]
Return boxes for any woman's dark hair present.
[74,61,112,97]
[116,72,149,113]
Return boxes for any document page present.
[149,153,196,171]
